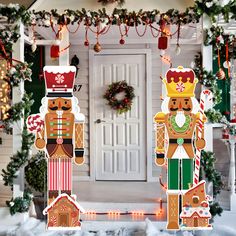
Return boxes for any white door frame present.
[89,49,153,182]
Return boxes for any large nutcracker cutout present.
[154,66,212,230]
[27,66,85,230]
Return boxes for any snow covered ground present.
[0,211,236,236]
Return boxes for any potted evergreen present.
[25,151,47,219]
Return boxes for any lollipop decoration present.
[27,114,44,134]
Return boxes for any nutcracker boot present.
[166,193,180,230]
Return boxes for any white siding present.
[0,133,13,206]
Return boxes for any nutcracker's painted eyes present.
[52,101,55,105]
[65,101,67,104]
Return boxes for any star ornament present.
[55,74,65,84]
[176,81,185,92]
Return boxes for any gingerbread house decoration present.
[180,180,212,229]
[43,193,85,229]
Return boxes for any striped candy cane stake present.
[193,90,213,186]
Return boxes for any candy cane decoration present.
[193,90,213,186]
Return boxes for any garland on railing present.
[5,62,33,87]
[1,92,34,214]
[1,93,34,186]
[193,52,222,105]
[204,25,236,60]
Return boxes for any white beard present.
[56,110,63,116]
[175,111,186,128]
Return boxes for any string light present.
[0,59,10,120]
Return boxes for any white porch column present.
[202,14,213,152]
[12,22,25,198]
[59,26,70,66]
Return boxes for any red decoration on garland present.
[158,36,168,50]
[50,45,60,59]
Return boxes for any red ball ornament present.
[119,38,125,45]
[124,98,129,103]
[84,40,89,46]
[216,68,226,80]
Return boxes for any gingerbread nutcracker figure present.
[27,66,85,229]
[154,66,211,230]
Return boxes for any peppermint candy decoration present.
[176,81,185,92]
[55,74,64,84]
[27,114,44,133]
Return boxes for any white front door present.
[93,53,146,180]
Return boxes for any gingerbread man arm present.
[154,112,166,166]
[195,112,207,150]
[74,113,85,166]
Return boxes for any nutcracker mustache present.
[62,106,71,111]
[175,111,186,128]
[49,106,58,111]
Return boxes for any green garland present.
[204,108,227,123]
[0,0,230,27]
[6,189,33,215]
[1,93,34,186]
[204,25,236,60]
[5,62,33,87]
[193,53,222,105]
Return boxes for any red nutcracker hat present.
[43,66,76,97]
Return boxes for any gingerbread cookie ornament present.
[27,66,85,230]
[154,66,212,230]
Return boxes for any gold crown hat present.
[163,66,198,97]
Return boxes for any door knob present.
[95,119,106,124]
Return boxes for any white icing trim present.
[43,66,76,73]
[168,67,193,73]
[43,193,85,215]
[166,190,181,194]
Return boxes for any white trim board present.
[89,49,153,182]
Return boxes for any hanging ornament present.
[175,44,181,55]
[223,61,231,69]
[216,48,225,80]
[31,41,37,52]
[84,40,89,46]
[50,45,60,60]
[119,38,125,45]
[158,36,168,50]
[175,23,181,55]
[216,68,226,80]
[94,42,102,52]
[225,40,231,77]
[84,26,89,47]
[158,19,168,50]
[31,25,37,52]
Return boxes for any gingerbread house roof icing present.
[180,180,211,219]
[184,180,206,196]
[43,193,85,215]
